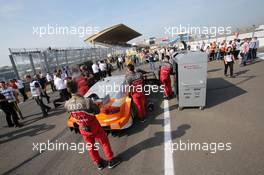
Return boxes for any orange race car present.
[67,75,136,133]
[67,72,159,133]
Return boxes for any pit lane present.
[1,59,264,175]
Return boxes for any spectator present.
[216,46,221,62]
[92,62,100,81]
[224,47,235,78]
[9,79,20,103]
[253,37,259,60]
[35,74,50,104]
[46,72,56,92]
[116,56,121,71]
[0,81,24,120]
[0,93,22,127]
[9,79,18,90]
[200,42,205,52]
[53,69,58,80]
[118,55,124,70]
[209,42,216,61]
[99,60,107,78]
[106,60,113,77]
[80,65,90,78]
[148,53,156,70]
[241,38,249,66]
[53,72,71,108]
[249,38,256,63]
[234,39,241,60]
[15,79,28,102]
[205,46,210,61]
[59,69,68,80]
[220,41,226,60]
[26,75,51,117]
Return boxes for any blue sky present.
[0,0,264,66]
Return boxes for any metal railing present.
[9,46,126,79]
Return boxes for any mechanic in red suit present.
[64,80,120,170]
[72,67,90,96]
[125,64,146,122]
[159,55,173,99]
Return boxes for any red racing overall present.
[74,76,90,97]
[65,95,113,165]
[160,61,173,97]
[126,72,146,119]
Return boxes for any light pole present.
[252,24,256,38]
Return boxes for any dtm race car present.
[67,72,159,133]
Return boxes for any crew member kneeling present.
[159,55,173,99]
[65,80,120,170]
[125,64,146,122]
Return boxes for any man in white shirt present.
[253,37,259,60]
[249,38,256,62]
[234,39,241,59]
[46,72,56,92]
[224,48,235,77]
[53,72,71,108]
[99,60,107,78]
[54,74,66,90]
[92,62,100,81]
[117,56,124,70]
[25,75,51,117]
[15,79,28,102]
[58,69,67,80]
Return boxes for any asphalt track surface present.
[1,58,264,175]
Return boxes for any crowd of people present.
[0,63,102,127]
[0,54,122,126]
[91,59,113,81]
[199,37,259,76]
[198,37,258,61]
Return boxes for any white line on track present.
[164,100,175,175]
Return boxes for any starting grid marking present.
[164,100,175,175]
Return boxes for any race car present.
[67,75,136,132]
[67,72,160,133]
